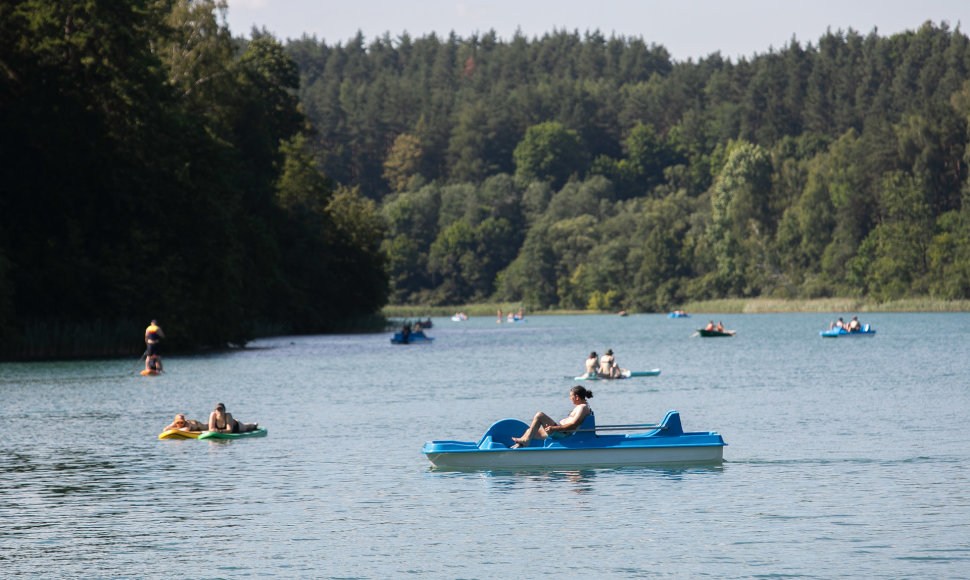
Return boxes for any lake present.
[1,312,969,578]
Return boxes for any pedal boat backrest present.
[655,410,684,436]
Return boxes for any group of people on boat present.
[704,321,726,332]
[829,315,864,332]
[451,312,468,321]
[398,321,432,343]
[511,385,593,448]
[497,307,524,323]
[584,348,627,379]
[163,402,259,434]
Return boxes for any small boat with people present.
[698,328,735,337]
[668,310,690,318]
[390,329,434,344]
[820,315,874,337]
[574,369,661,380]
[422,410,726,469]
[697,320,734,336]
[819,325,875,337]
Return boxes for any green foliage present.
[927,210,970,298]
[847,171,934,299]
[277,133,333,213]
[0,0,389,358]
[587,289,619,311]
[7,12,970,358]
[513,122,587,190]
[383,133,423,193]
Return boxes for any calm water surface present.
[2,313,969,578]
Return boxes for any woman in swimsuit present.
[208,403,259,433]
[511,386,593,449]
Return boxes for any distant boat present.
[390,330,434,344]
[820,325,875,337]
[668,311,690,318]
[698,328,735,337]
[574,369,661,380]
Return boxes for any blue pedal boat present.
[390,330,434,344]
[422,410,725,469]
[819,325,875,337]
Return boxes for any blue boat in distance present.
[820,324,875,337]
[390,330,434,344]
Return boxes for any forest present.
[3,2,970,359]
[0,0,388,358]
[287,19,970,311]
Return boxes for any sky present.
[223,0,970,61]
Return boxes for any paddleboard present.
[141,369,161,375]
[574,369,661,380]
[198,428,268,440]
[158,429,202,440]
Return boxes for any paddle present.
[689,331,699,338]
[134,349,148,371]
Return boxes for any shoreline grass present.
[383,298,970,318]
[680,297,970,313]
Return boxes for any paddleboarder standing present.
[144,320,165,368]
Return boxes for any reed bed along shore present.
[383,298,970,318]
[681,297,970,313]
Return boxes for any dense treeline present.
[0,0,388,358]
[289,22,970,310]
